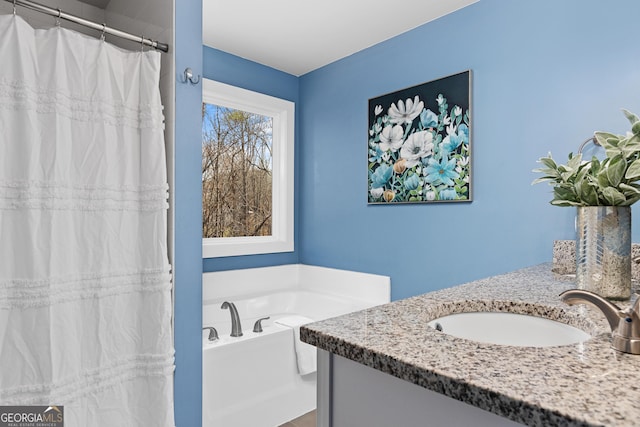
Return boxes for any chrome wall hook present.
[183,68,201,85]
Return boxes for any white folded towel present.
[274,315,317,375]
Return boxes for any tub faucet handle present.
[253,317,270,333]
[202,326,219,341]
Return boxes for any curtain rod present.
[5,0,169,53]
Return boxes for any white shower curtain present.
[0,14,174,426]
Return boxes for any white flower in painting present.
[370,187,384,199]
[369,122,382,137]
[436,94,444,105]
[456,156,469,175]
[453,105,462,117]
[379,124,404,152]
[374,105,383,115]
[442,115,451,126]
[400,131,434,168]
[426,190,436,201]
[388,96,424,125]
[446,123,456,135]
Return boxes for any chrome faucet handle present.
[615,293,640,348]
[560,289,640,354]
[253,317,270,333]
[202,326,219,341]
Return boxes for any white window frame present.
[202,79,294,258]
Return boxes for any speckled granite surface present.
[301,263,640,427]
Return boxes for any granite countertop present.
[300,263,640,427]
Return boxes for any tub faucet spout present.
[221,301,243,337]
[560,289,640,354]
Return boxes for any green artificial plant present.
[533,109,640,206]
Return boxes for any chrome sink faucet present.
[221,301,243,337]
[560,289,640,354]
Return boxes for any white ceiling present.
[203,0,479,76]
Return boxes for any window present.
[202,79,294,257]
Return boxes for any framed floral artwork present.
[368,70,471,204]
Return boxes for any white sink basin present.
[427,312,591,347]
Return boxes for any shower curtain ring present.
[13,0,16,15]
[100,23,106,41]
[56,8,61,26]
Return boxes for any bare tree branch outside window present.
[202,103,273,238]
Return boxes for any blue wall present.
[190,0,640,422]
[199,1,640,297]
[174,0,203,425]
[201,47,300,273]
[298,0,640,300]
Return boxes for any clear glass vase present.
[575,206,632,300]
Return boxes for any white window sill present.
[203,236,294,258]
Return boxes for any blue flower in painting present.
[370,164,393,188]
[403,174,420,191]
[439,188,458,200]
[458,123,469,144]
[424,156,459,187]
[420,109,438,128]
[441,133,464,154]
[369,144,385,163]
